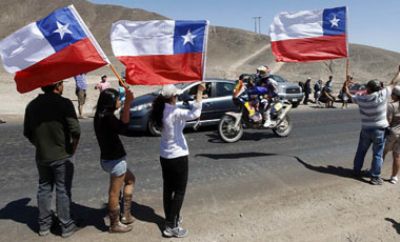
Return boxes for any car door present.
[209,81,237,119]
[178,81,215,121]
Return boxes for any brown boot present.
[109,208,132,233]
[121,194,135,224]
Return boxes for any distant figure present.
[95,75,111,92]
[74,73,87,119]
[314,79,323,106]
[303,77,312,105]
[323,76,335,108]
[343,66,400,185]
[23,81,81,237]
[340,76,353,109]
[383,86,400,184]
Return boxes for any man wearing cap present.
[343,66,400,185]
[95,75,111,92]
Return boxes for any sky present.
[90,0,400,53]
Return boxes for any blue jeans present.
[353,128,386,177]
[36,158,74,232]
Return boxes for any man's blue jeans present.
[353,128,386,177]
[36,158,74,232]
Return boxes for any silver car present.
[270,74,304,108]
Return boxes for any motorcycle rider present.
[255,65,279,127]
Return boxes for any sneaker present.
[263,119,272,128]
[352,169,371,178]
[163,226,189,238]
[389,176,398,184]
[61,223,81,238]
[370,177,383,185]
[38,229,50,237]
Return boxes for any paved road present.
[0,107,364,240]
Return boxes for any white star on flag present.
[53,21,72,39]
[329,15,340,28]
[181,29,197,45]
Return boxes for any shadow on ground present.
[385,218,400,234]
[132,201,164,234]
[196,152,277,160]
[294,156,370,184]
[0,198,164,235]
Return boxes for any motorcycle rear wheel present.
[218,115,244,143]
[272,115,292,137]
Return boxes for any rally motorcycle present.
[218,80,292,143]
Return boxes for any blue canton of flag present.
[173,20,207,54]
[36,7,87,52]
[322,6,346,36]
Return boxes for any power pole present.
[253,16,262,34]
[252,17,258,33]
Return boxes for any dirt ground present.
[2,74,400,242]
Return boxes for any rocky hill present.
[1,0,399,90]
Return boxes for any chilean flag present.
[269,6,348,62]
[111,20,209,85]
[0,5,109,93]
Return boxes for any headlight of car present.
[131,103,152,112]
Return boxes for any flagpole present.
[109,64,128,89]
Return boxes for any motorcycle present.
[218,85,293,143]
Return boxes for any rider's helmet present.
[256,65,270,78]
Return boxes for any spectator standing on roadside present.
[340,76,353,109]
[150,83,206,238]
[94,88,136,233]
[323,76,335,108]
[74,73,87,119]
[314,79,323,106]
[383,86,400,184]
[303,77,312,105]
[95,75,111,92]
[343,66,400,185]
[23,81,81,238]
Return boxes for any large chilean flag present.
[0,5,109,93]
[269,6,348,62]
[111,20,209,85]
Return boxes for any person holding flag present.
[111,19,209,238]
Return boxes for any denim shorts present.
[100,157,127,177]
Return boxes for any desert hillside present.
[0,0,399,90]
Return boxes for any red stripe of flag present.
[271,34,348,62]
[15,38,107,93]
[118,53,204,85]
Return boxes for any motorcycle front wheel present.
[218,115,244,143]
[272,115,292,137]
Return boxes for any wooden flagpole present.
[109,64,129,89]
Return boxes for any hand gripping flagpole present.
[109,64,129,89]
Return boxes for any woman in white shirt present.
[150,83,205,238]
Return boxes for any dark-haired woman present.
[94,88,136,233]
[151,83,206,238]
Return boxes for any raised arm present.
[389,65,400,86]
[176,83,206,121]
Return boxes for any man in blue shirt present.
[74,74,87,119]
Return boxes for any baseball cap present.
[161,84,183,98]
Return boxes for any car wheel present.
[291,102,300,108]
[148,120,161,136]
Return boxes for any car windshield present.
[270,75,286,83]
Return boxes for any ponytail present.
[150,94,167,129]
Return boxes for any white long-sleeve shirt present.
[160,101,202,159]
